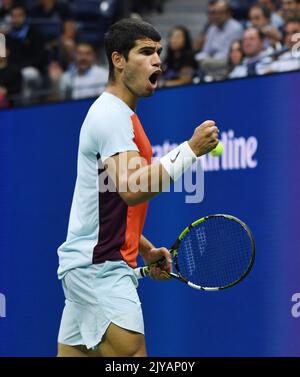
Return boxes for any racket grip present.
[134,256,167,279]
[134,266,149,280]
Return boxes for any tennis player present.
[57,18,219,357]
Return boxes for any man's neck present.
[106,81,138,111]
[77,66,92,76]
[216,18,229,29]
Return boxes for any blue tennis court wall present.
[0,72,299,356]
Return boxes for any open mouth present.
[149,71,161,86]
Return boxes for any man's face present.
[249,7,269,29]
[213,2,230,27]
[122,38,162,98]
[11,8,26,29]
[207,3,219,25]
[76,45,95,73]
[249,7,268,29]
[282,0,298,19]
[284,21,300,48]
[243,29,264,57]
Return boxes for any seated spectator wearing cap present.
[196,0,244,62]
[49,42,108,100]
[268,18,300,73]
[0,45,22,108]
[257,0,284,29]
[7,4,45,101]
[229,27,272,78]
[248,4,282,49]
[160,26,198,87]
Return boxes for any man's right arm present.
[104,120,219,206]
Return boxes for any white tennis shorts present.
[57,260,144,349]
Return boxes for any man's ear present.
[111,51,125,72]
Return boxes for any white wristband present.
[160,141,197,181]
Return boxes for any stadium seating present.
[29,18,63,43]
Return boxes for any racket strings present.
[176,217,253,288]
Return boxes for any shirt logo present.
[170,151,180,163]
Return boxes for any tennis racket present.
[134,214,255,291]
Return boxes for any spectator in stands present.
[268,18,300,72]
[0,0,13,34]
[248,4,282,48]
[30,0,76,67]
[50,42,108,100]
[229,27,272,78]
[7,4,44,100]
[257,0,284,29]
[283,17,300,50]
[227,39,245,75]
[195,0,243,62]
[160,26,198,87]
[279,0,300,21]
[201,39,245,82]
[193,0,218,52]
[0,0,12,17]
[7,4,44,69]
[0,46,22,108]
[0,0,13,19]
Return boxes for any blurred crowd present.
[0,0,299,109]
[162,0,300,87]
[0,0,165,108]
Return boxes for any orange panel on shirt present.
[120,113,153,267]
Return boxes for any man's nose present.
[152,52,162,67]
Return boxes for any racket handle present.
[134,266,149,280]
[134,266,179,281]
[134,255,167,280]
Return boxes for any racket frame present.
[135,214,256,291]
